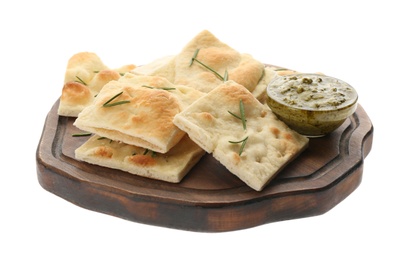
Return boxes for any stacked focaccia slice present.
[58,52,136,117]
[73,74,206,183]
[75,134,205,183]
[173,81,309,191]
[131,30,278,101]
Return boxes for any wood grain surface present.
[36,99,373,232]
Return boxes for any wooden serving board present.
[36,100,373,232]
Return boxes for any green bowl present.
[266,73,358,137]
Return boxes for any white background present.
[1,0,407,259]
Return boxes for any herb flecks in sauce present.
[268,74,357,110]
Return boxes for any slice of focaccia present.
[131,55,176,82]
[74,75,204,153]
[130,30,268,97]
[173,81,309,191]
[58,52,136,117]
[251,66,278,103]
[75,134,205,183]
[174,30,265,93]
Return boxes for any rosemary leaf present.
[103,91,130,107]
[190,49,224,80]
[75,76,87,86]
[239,99,246,130]
[143,149,157,157]
[228,111,242,120]
[228,136,249,156]
[103,100,130,107]
[141,85,176,91]
[193,59,224,80]
[189,49,200,66]
[72,132,92,137]
[228,99,247,130]
[103,91,123,105]
[224,70,229,82]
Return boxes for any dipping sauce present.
[267,74,358,137]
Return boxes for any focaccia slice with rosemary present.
[74,75,204,153]
[75,134,205,183]
[173,30,265,93]
[58,52,136,117]
[173,80,309,191]
[130,30,267,97]
[131,55,176,82]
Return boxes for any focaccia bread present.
[131,30,269,98]
[75,134,205,183]
[173,30,265,93]
[131,55,176,82]
[118,73,203,109]
[251,66,278,103]
[58,52,136,117]
[74,75,204,153]
[173,81,309,191]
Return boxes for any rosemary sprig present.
[189,49,200,66]
[239,99,246,130]
[103,100,130,107]
[190,49,227,81]
[72,132,92,137]
[228,99,247,130]
[97,136,113,143]
[143,149,157,157]
[229,136,249,156]
[102,91,130,107]
[141,85,176,91]
[75,76,87,86]
[94,70,124,76]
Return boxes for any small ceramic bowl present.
[266,73,358,137]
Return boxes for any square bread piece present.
[173,81,309,191]
[75,134,205,183]
[174,30,265,93]
[131,30,270,100]
[58,52,136,117]
[74,75,204,153]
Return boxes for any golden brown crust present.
[58,52,136,117]
[60,81,92,105]
[74,75,204,153]
[75,134,205,183]
[173,30,265,93]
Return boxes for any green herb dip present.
[267,74,357,111]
